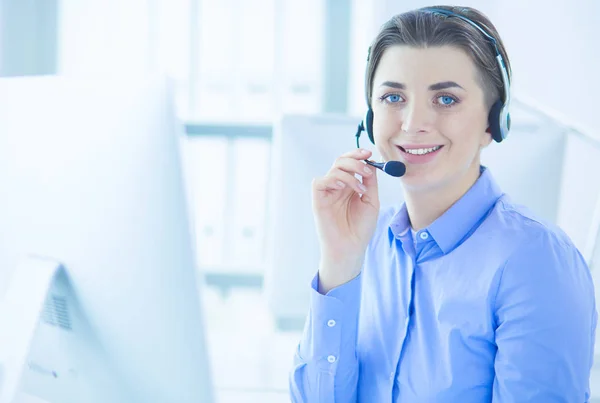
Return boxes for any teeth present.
[404,146,441,155]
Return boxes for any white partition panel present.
[556,132,600,258]
[480,110,567,225]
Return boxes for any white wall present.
[347,0,388,114]
[57,0,153,75]
[492,0,599,139]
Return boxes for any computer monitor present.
[0,75,214,403]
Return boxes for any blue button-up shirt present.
[289,166,597,402]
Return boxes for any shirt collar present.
[388,166,504,254]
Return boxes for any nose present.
[400,101,433,134]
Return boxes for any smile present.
[397,145,444,165]
[399,145,443,155]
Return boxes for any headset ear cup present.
[487,100,503,143]
[365,108,375,144]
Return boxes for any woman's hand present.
[311,148,380,293]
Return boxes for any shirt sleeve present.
[289,270,362,403]
[492,230,598,402]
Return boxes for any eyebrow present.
[379,81,465,91]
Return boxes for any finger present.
[340,148,372,160]
[360,165,379,204]
[313,169,367,194]
[332,156,375,179]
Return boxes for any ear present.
[481,127,493,148]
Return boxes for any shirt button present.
[327,319,336,327]
[389,371,395,379]
[327,355,337,363]
[419,231,429,240]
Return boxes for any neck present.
[405,164,482,231]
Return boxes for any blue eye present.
[438,96,456,106]
[385,94,402,103]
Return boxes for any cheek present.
[372,107,399,141]
[439,114,486,148]
[371,118,392,145]
[439,131,485,164]
[445,134,486,167]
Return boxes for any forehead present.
[373,45,479,87]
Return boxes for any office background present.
[1,0,599,401]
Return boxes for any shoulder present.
[489,195,593,302]
[485,194,582,261]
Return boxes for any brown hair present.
[365,5,512,110]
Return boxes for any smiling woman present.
[290,5,597,403]
[371,45,492,197]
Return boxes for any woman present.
[289,5,597,402]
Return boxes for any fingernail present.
[364,166,372,174]
[336,181,345,188]
[359,183,367,192]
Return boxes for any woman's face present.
[371,45,493,194]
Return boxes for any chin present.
[405,161,468,192]
[400,168,444,193]
[403,161,481,195]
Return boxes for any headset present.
[355,7,512,149]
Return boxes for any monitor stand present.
[0,256,61,403]
[0,255,130,403]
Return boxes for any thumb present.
[361,164,380,205]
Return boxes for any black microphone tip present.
[383,161,406,177]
